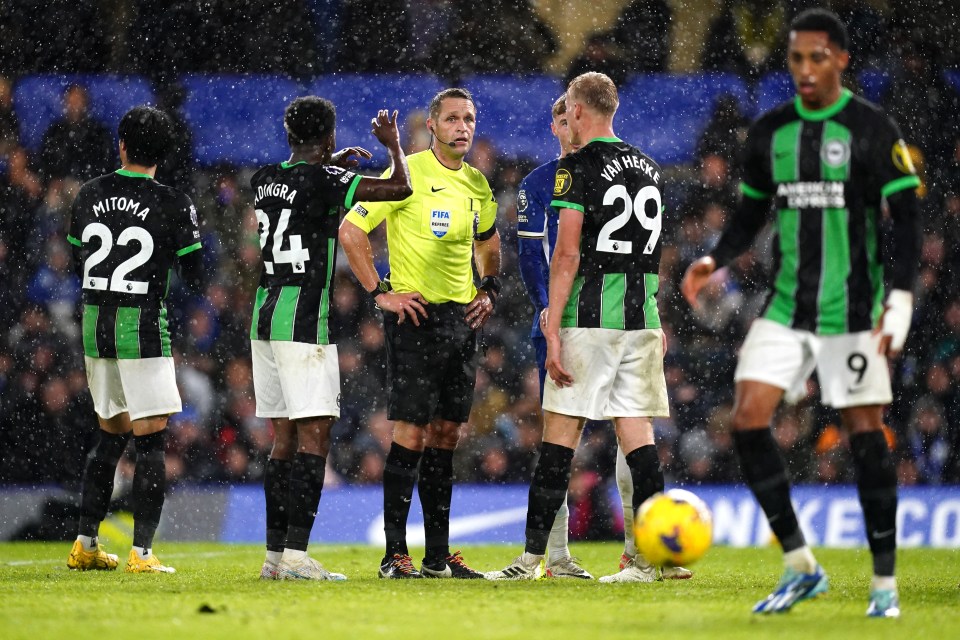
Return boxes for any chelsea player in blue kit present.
[516,95,691,582]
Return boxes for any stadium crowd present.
[1,1,959,532]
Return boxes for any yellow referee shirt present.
[345,150,497,304]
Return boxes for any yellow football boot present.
[124,549,176,574]
[67,539,119,571]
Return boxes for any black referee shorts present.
[382,302,477,426]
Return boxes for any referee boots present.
[378,554,423,579]
[420,550,485,579]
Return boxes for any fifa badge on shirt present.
[431,210,451,238]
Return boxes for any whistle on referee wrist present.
[479,275,501,307]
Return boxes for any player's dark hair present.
[428,88,475,122]
[567,72,619,117]
[551,94,566,118]
[284,96,336,147]
[118,106,173,167]
[790,8,849,51]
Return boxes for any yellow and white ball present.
[634,489,713,567]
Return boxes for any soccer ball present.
[634,489,713,567]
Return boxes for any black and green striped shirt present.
[550,138,665,330]
[67,170,202,359]
[249,161,361,344]
[730,89,920,335]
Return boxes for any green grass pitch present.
[1,542,956,639]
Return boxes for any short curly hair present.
[284,96,336,147]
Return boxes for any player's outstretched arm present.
[352,109,413,203]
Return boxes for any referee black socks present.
[383,442,422,557]
[733,428,805,552]
[132,430,166,550]
[78,429,131,538]
[419,447,455,564]
[264,458,293,553]
[850,431,898,576]
[524,442,574,556]
[285,452,326,552]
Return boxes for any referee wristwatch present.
[479,275,501,307]
[368,279,391,303]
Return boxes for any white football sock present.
[546,499,571,563]
[133,546,151,559]
[283,549,307,562]
[266,550,282,565]
[520,551,543,567]
[871,575,897,591]
[77,535,96,552]
[615,448,637,557]
[783,546,817,574]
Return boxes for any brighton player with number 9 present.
[634,489,713,567]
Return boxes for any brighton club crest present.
[431,209,451,238]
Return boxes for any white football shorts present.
[735,318,892,408]
[543,327,669,421]
[84,356,182,421]
[251,340,341,420]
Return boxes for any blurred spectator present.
[0,0,109,74]
[430,0,556,82]
[701,0,787,79]
[127,1,210,82]
[567,464,619,541]
[25,239,80,339]
[0,76,18,154]
[883,40,960,175]
[155,83,195,195]
[404,0,455,72]
[906,396,951,484]
[565,32,631,89]
[612,0,672,72]
[39,85,115,183]
[833,0,886,72]
[335,0,412,72]
[696,94,750,166]
[403,110,432,155]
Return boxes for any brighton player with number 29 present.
[488,72,672,582]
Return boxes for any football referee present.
[340,88,500,580]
